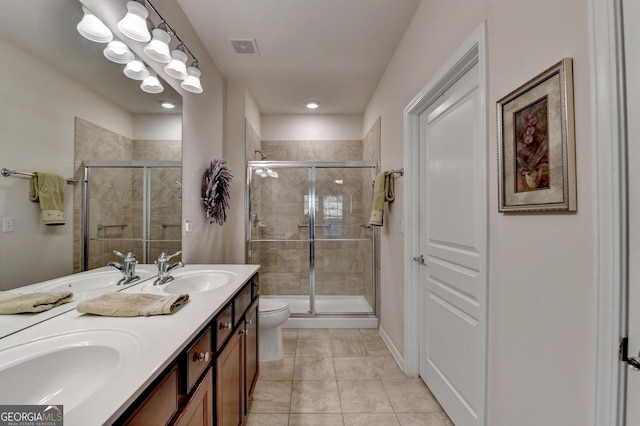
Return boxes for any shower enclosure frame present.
[246,160,378,321]
[82,160,181,270]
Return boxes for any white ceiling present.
[177,0,421,115]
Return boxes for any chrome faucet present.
[107,250,140,285]
[154,250,184,285]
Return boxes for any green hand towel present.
[29,172,66,225]
[77,292,190,317]
[0,291,74,314]
[369,171,395,226]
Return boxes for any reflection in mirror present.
[0,0,182,338]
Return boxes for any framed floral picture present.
[497,58,576,212]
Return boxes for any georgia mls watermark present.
[0,405,63,426]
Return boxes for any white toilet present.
[258,298,290,361]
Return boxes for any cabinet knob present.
[241,328,249,335]
[219,321,232,330]
[193,351,210,362]
[246,319,253,325]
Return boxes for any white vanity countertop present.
[0,264,260,426]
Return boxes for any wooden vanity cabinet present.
[173,368,214,426]
[118,273,259,426]
[122,364,179,426]
[214,276,260,425]
[244,300,259,414]
[216,325,244,426]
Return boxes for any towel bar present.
[97,223,128,231]
[1,168,78,184]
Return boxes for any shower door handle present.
[413,254,425,264]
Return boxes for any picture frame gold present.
[497,58,576,212]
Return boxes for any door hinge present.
[620,337,629,362]
[620,337,640,370]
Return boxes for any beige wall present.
[0,38,134,289]
[262,114,363,140]
[364,0,595,425]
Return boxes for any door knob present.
[413,254,425,264]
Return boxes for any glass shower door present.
[313,166,376,315]
[247,161,377,317]
[248,165,311,314]
[83,161,181,270]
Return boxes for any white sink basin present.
[0,330,141,412]
[29,266,156,300]
[139,270,237,294]
[164,271,235,294]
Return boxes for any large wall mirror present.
[0,0,182,335]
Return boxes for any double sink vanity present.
[0,263,261,425]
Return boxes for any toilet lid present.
[259,299,288,313]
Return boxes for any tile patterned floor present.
[247,328,454,426]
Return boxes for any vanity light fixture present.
[181,62,203,93]
[306,101,320,109]
[159,100,175,109]
[123,58,150,80]
[76,0,204,93]
[117,1,151,43]
[77,6,113,43]
[143,22,172,63]
[141,73,164,93]
[164,44,188,80]
[103,40,134,64]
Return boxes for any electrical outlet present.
[2,217,15,233]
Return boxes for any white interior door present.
[418,62,486,426]
[624,0,640,423]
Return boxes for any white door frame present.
[403,22,488,425]
[591,0,627,424]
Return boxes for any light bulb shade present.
[141,74,164,93]
[103,40,134,64]
[180,66,203,93]
[123,59,150,80]
[143,28,172,63]
[164,49,188,80]
[77,6,113,43]
[117,1,151,42]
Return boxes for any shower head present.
[255,150,268,160]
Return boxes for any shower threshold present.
[261,295,378,329]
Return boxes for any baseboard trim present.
[379,325,413,376]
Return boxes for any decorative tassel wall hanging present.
[202,159,233,225]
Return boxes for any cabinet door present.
[173,368,213,426]
[216,328,243,426]
[244,301,259,409]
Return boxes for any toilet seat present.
[259,299,289,314]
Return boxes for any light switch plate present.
[2,217,15,232]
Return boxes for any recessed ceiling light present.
[306,101,319,109]
[160,101,175,109]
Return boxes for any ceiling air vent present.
[228,38,259,55]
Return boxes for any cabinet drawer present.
[186,327,212,394]
[216,303,233,350]
[124,365,178,426]
[234,283,252,325]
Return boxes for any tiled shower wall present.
[73,118,181,271]
[247,119,381,310]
